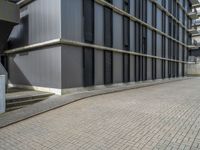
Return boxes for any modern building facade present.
[190,5,200,57]
[2,0,196,94]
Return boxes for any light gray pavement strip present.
[1,78,200,150]
[0,77,188,128]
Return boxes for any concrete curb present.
[0,77,191,128]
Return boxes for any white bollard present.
[0,75,5,114]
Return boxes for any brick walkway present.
[1,78,200,150]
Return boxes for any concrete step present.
[6,88,54,111]
[6,105,24,112]
[6,97,47,108]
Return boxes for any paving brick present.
[1,78,200,149]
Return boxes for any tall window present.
[141,0,147,81]
[135,23,140,82]
[135,0,140,18]
[162,0,166,8]
[183,0,185,8]
[168,17,172,36]
[182,10,185,26]
[176,43,179,77]
[142,26,147,81]
[173,0,176,18]
[168,0,172,13]
[152,3,157,80]
[161,11,166,79]
[83,0,94,87]
[104,0,113,85]
[123,0,130,83]
[182,28,185,43]
[177,3,179,20]
[182,46,185,76]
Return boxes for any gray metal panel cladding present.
[113,0,123,9]
[147,29,152,55]
[166,16,169,36]
[113,13,123,50]
[156,8,162,31]
[130,22,135,52]
[179,27,183,42]
[9,0,61,47]
[61,46,83,89]
[8,46,62,89]
[156,60,162,79]
[157,34,162,57]
[179,46,183,60]
[179,62,182,75]
[157,0,162,5]
[179,9,183,23]
[147,0,152,25]
[166,37,169,58]
[147,58,152,80]
[165,61,168,78]
[129,0,135,16]
[94,50,104,85]
[113,53,123,83]
[61,0,83,42]
[130,55,135,82]
[95,3,104,46]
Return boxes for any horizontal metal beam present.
[192,33,200,37]
[17,0,34,8]
[193,3,200,8]
[4,38,188,64]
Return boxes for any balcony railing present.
[189,26,199,34]
[189,8,199,19]
[190,0,200,5]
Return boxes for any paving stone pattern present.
[0,78,200,150]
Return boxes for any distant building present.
[0,0,197,95]
[190,3,200,57]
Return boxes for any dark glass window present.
[173,21,176,39]
[152,31,157,80]
[162,0,166,8]
[142,26,147,81]
[182,10,185,26]
[177,3,179,19]
[173,0,176,17]
[83,0,94,43]
[176,23,179,40]
[83,48,94,86]
[182,28,185,43]
[152,3,157,27]
[123,0,130,83]
[140,0,147,21]
[83,0,94,87]
[183,0,185,8]
[135,0,140,18]
[168,17,172,36]
[168,0,172,13]
[104,7,113,47]
[162,36,166,79]
[104,1,113,85]
[162,11,166,33]
[123,0,129,13]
